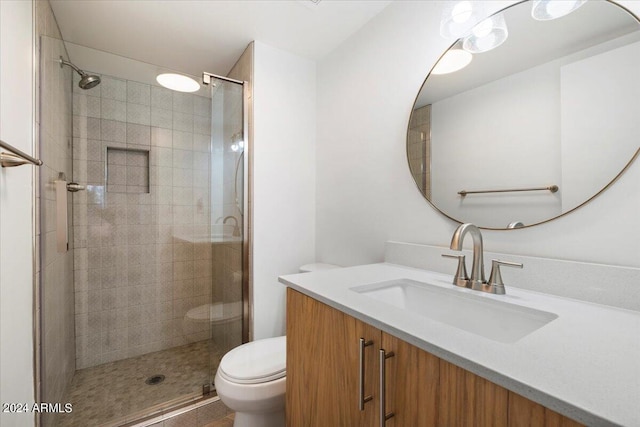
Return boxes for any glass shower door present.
[45,41,244,424]
[207,76,246,384]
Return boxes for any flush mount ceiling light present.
[531,0,587,21]
[440,0,486,39]
[462,13,508,54]
[156,73,200,93]
[431,49,473,75]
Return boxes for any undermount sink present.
[351,278,557,343]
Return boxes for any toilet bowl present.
[185,301,243,326]
[214,336,286,427]
[215,263,340,426]
[182,301,243,344]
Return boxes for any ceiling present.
[49,0,393,78]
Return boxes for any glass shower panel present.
[42,41,246,426]
[38,36,75,427]
[65,73,214,424]
[208,77,245,382]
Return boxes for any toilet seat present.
[218,336,286,384]
[185,301,243,325]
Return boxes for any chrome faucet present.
[449,223,485,290]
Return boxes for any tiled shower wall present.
[408,104,431,199]
[72,72,214,369]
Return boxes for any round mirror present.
[407,0,640,229]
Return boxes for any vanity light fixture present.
[462,13,509,54]
[531,0,587,21]
[156,73,200,93]
[440,0,486,39]
[431,49,473,75]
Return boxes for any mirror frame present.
[407,0,640,230]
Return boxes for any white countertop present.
[279,263,640,427]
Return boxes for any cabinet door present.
[381,333,439,427]
[287,288,380,426]
[508,392,584,427]
[439,359,509,427]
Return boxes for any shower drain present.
[145,374,165,385]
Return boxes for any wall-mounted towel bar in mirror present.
[458,185,558,197]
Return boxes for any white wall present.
[0,1,35,426]
[253,41,316,339]
[431,62,561,227]
[316,0,640,269]
[561,39,640,209]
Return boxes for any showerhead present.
[78,72,101,90]
[59,56,101,90]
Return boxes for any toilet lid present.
[299,263,341,273]
[218,336,286,384]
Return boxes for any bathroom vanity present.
[280,261,640,427]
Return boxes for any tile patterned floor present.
[56,340,221,427]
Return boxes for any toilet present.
[214,263,340,427]
[215,336,287,427]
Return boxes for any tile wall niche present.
[72,72,215,369]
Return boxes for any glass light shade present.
[431,49,473,75]
[230,132,244,152]
[531,0,587,21]
[462,13,508,54]
[156,73,200,93]
[440,1,486,39]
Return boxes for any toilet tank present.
[299,263,340,273]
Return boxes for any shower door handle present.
[55,177,69,252]
[54,173,82,253]
[66,182,85,192]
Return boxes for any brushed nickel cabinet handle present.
[379,349,395,426]
[358,338,373,410]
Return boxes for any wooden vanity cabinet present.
[286,288,583,427]
[381,333,439,426]
[508,392,583,427]
[286,288,380,426]
[438,359,508,427]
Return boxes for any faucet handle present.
[487,259,523,295]
[442,254,469,288]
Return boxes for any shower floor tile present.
[57,340,219,427]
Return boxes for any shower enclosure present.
[38,37,248,427]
